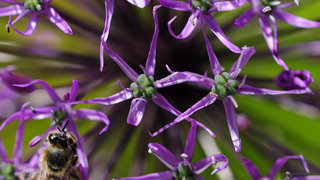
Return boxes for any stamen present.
[211,156,217,165]
[148,149,153,154]
[35,4,42,11]
[180,153,188,159]
[286,171,292,179]
[269,1,281,6]
[5,24,10,33]
[30,106,37,114]
[229,96,238,108]
[262,6,272,13]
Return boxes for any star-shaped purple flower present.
[100,0,150,71]
[0,102,40,178]
[80,5,215,137]
[0,80,110,180]
[0,0,72,36]
[157,0,247,55]
[150,46,312,152]
[234,0,320,70]
[115,121,228,180]
[242,155,319,180]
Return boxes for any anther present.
[262,6,272,14]
[180,153,188,159]
[30,106,37,113]
[148,149,153,154]
[35,4,42,11]
[211,156,217,165]
[5,24,10,33]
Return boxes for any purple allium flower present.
[0,0,72,36]
[0,102,40,178]
[242,155,315,180]
[276,70,313,90]
[115,121,228,180]
[0,80,110,180]
[234,0,320,70]
[100,0,150,71]
[151,46,312,152]
[157,0,246,54]
[81,5,215,137]
[0,65,35,93]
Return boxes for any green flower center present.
[130,74,156,101]
[211,72,238,100]
[191,0,212,13]
[51,108,68,126]
[0,163,16,180]
[24,0,44,12]
[172,163,197,180]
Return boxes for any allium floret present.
[115,121,228,180]
[0,0,72,36]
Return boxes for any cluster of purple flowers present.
[0,0,319,179]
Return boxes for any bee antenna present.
[62,120,69,132]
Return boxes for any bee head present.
[46,120,77,150]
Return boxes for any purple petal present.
[258,15,288,70]
[222,98,241,152]
[241,157,263,179]
[151,93,217,136]
[267,155,309,179]
[0,4,24,16]
[144,5,160,77]
[151,93,215,137]
[154,71,214,89]
[100,0,115,72]
[273,9,320,28]
[200,14,223,75]
[212,0,247,11]
[68,120,89,180]
[229,46,256,79]
[0,106,53,131]
[291,176,320,180]
[0,0,23,4]
[238,84,312,95]
[14,79,61,103]
[168,11,199,39]
[29,125,55,147]
[72,109,110,134]
[203,14,241,53]
[148,143,180,170]
[13,102,29,163]
[127,98,147,126]
[193,154,229,174]
[0,139,10,163]
[183,122,197,162]
[158,0,190,11]
[234,8,255,28]
[104,45,139,81]
[8,11,39,36]
[44,7,72,34]
[126,0,150,8]
[74,89,133,105]
[116,170,172,180]
[68,80,79,102]
[278,2,297,9]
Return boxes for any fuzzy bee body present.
[36,129,78,180]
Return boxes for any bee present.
[37,120,78,180]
